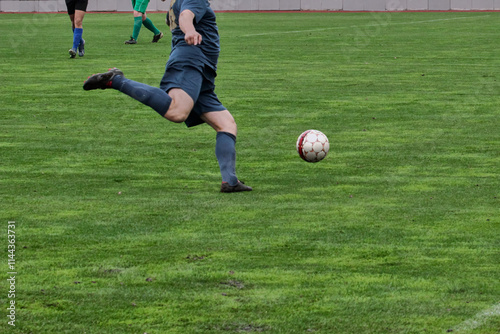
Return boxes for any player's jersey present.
[167,0,220,71]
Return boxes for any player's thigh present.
[74,10,86,26]
[166,88,195,123]
[201,110,237,136]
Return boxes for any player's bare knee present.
[164,113,186,123]
[223,123,237,136]
[165,107,188,123]
[219,113,237,134]
[165,99,192,123]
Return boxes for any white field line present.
[452,303,500,332]
[242,15,491,37]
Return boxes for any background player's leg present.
[125,0,141,43]
[131,12,143,41]
[68,13,75,30]
[69,10,85,57]
[142,14,161,37]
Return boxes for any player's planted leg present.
[216,132,252,193]
[216,132,238,185]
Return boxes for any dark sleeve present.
[180,0,208,23]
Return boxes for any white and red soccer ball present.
[296,130,330,163]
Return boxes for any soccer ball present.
[296,130,330,163]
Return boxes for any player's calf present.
[84,69,173,118]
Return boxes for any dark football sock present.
[111,76,171,117]
[215,132,238,186]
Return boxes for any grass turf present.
[0,11,499,334]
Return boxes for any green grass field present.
[1,10,499,334]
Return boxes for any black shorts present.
[65,0,88,15]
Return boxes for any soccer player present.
[65,0,87,58]
[83,0,252,193]
[125,0,164,44]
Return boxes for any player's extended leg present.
[201,111,252,193]
[83,69,192,121]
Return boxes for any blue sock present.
[72,28,83,50]
[111,76,172,117]
[215,132,238,186]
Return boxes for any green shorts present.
[131,0,150,13]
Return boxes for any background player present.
[125,0,163,44]
[84,0,252,193]
[65,0,87,58]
